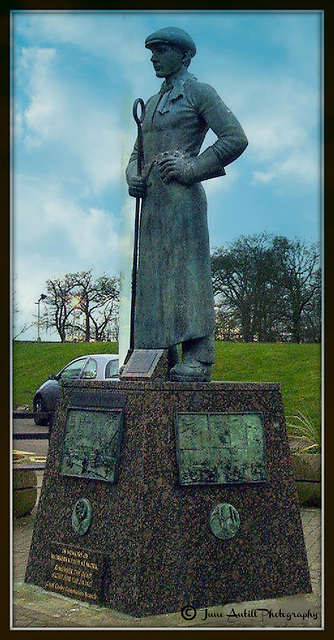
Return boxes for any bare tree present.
[211,234,321,343]
[70,272,119,342]
[274,237,321,343]
[42,271,119,342]
[42,274,77,341]
[211,233,284,342]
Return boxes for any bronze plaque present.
[72,498,93,535]
[61,407,123,483]
[120,348,165,377]
[45,543,107,605]
[175,412,267,485]
[209,503,241,539]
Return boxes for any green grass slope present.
[13,341,321,438]
[13,341,118,409]
[213,342,321,433]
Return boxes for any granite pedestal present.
[25,379,311,616]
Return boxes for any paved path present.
[12,480,322,630]
[13,419,49,458]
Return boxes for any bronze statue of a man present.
[126,27,248,381]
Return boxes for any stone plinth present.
[25,380,311,616]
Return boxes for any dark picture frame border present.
[3,1,332,635]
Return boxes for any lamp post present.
[71,296,81,341]
[35,294,47,342]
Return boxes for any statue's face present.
[149,43,184,78]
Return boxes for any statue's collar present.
[159,68,194,96]
[158,70,195,113]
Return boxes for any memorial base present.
[25,380,311,617]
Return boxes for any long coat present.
[126,69,247,350]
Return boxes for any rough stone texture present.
[13,468,38,518]
[25,380,311,617]
[13,507,321,628]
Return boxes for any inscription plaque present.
[61,407,123,483]
[120,348,166,378]
[45,543,106,605]
[176,412,267,485]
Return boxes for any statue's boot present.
[169,357,212,382]
[168,345,179,370]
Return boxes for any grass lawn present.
[12,341,321,437]
[213,342,321,434]
[13,341,118,410]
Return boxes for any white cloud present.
[252,170,275,185]
[204,162,240,198]
[12,174,124,340]
[277,151,320,181]
[252,151,320,187]
[21,47,60,143]
[18,45,124,192]
[15,12,149,85]
[200,48,321,190]
[74,111,124,192]
[17,17,321,195]
[13,174,121,272]
[12,11,322,339]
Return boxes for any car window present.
[59,359,86,380]
[105,359,119,378]
[81,358,98,379]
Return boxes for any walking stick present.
[129,98,145,355]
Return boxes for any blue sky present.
[11,9,323,346]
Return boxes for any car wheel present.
[33,396,50,426]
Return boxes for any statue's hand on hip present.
[128,176,147,198]
[158,154,195,185]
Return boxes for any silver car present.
[33,354,119,425]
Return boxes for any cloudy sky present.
[11,9,323,350]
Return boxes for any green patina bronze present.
[61,408,123,483]
[71,498,93,536]
[126,27,248,380]
[175,412,267,485]
[209,503,241,540]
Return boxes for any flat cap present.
[145,27,196,58]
